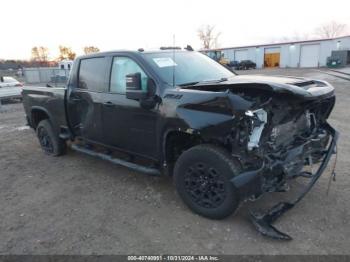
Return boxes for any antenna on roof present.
[172,34,176,87]
[185,45,194,51]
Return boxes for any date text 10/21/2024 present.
[127,255,219,261]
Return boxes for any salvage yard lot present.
[0,68,349,254]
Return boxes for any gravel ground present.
[0,69,349,254]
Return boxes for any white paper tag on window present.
[152,57,177,68]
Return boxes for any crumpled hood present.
[181,75,335,99]
[233,74,308,85]
[235,74,335,98]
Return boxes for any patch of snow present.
[15,126,30,131]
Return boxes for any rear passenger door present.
[67,56,109,143]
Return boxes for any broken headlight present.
[245,109,268,151]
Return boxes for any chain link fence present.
[23,68,70,87]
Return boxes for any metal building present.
[203,35,350,68]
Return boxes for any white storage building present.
[58,60,74,70]
[205,35,350,68]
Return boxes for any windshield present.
[142,51,234,86]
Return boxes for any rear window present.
[78,57,108,92]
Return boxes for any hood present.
[181,75,335,99]
[233,74,307,85]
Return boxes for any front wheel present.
[174,144,241,219]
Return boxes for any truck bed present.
[22,86,68,132]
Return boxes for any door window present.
[110,57,148,94]
[78,57,108,92]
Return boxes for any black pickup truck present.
[22,48,338,240]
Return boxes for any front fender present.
[172,90,253,139]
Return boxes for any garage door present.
[234,50,248,62]
[264,47,281,68]
[300,44,320,67]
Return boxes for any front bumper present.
[231,122,339,240]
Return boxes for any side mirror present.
[125,72,147,100]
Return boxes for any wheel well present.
[165,131,201,174]
[31,109,49,129]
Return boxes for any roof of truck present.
[77,48,193,59]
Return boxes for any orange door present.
[264,53,280,68]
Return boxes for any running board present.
[71,144,161,176]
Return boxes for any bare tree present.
[197,25,221,49]
[58,46,76,60]
[83,46,100,55]
[278,32,310,42]
[315,21,348,38]
[31,46,49,62]
[39,47,49,62]
[31,47,39,61]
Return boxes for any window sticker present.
[152,57,177,68]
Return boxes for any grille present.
[271,113,308,147]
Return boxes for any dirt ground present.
[0,68,349,255]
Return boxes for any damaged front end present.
[175,77,339,240]
[227,89,339,240]
[232,121,338,240]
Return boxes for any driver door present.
[100,56,158,159]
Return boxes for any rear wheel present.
[36,119,66,156]
[174,144,241,219]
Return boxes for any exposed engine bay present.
[229,89,335,193]
[229,89,337,240]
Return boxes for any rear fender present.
[30,106,57,132]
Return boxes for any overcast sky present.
[1,0,349,60]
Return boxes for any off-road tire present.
[36,119,66,156]
[174,144,241,219]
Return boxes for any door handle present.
[103,101,115,107]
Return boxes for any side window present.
[78,57,108,92]
[110,57,148,94]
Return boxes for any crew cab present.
[22,48,338,240]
